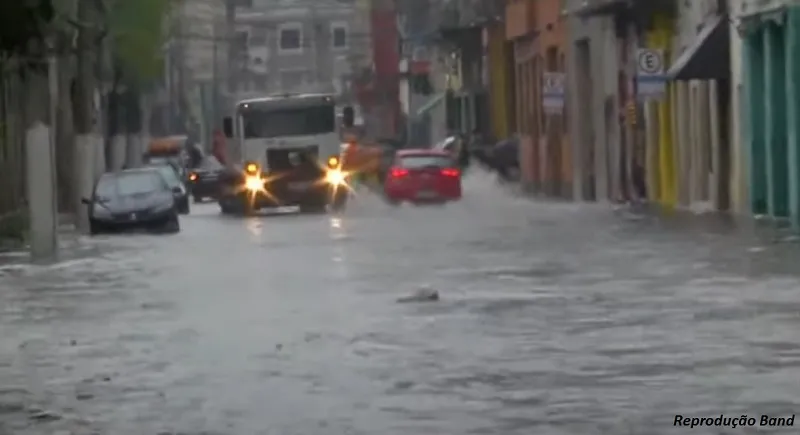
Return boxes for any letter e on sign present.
[637,49,663,75]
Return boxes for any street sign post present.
[635,48,666,100]
[542,72,565,114]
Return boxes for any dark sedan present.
[82,169,181,235]
[188,156,224,202]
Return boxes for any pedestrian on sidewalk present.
[212,129,227,166]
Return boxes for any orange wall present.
[532,0,571,191]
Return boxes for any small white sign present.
[542,72,565,114]
[636,48,666,100]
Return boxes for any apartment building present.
[159,0,227,138]
[232,0,371,98]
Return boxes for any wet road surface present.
[2,171,800,434]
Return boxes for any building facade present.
[504,0,570,196]
[160,0,227,139]
[232,0,371,99]
[561,0,731,211]
[737,0,800,226]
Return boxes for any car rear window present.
[202,156,223,169]
[96,172,166,197]
[399,154,454,169]
[152,166,181,187]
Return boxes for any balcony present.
[505,0,534,40]
[433,0,505,31]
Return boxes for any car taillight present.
[441,168,459,177]
[390,168,408,178]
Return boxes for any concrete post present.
[127,134,143,168]
[709,79,723,210]
[688,82,701,205]
[644,101,660,202]
[110,134,126,170]
[676,80,691,207]
[697,80,711,202]
[26,122,58,262]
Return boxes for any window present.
[241,105,336,138]
[279,24,302,52]
[399,154,454,169]
[331,23,347,48]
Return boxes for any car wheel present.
[178,198,190,214]
[162,214,180,233]
[193,195,203,203]
[89,220,103,235]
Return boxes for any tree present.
[109,0,170,83]
[0,1,54,57]
[106,0,171,166]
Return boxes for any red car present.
[383,149,462,204]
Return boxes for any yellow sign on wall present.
[626,100,637,126]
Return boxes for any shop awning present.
[666,14,730,81]
[737,6,786,36]
[416,93,447,117]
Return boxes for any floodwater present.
[1,170,799,434]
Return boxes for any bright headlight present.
[244,175,263,191]
[325,168,345,185]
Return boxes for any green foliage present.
[0,0,54,56]
[110,0,171,83]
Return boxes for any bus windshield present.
[241,105,335,138]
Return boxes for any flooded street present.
[2,171,800,434]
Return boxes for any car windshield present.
[151,165,182,187]
[149,156,185,174]
[95,171,166,198]
[399,154,454,169]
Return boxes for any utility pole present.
[175,6,186,134]
[212,21,219,142]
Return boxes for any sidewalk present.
[0,213,80,265]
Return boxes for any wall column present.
[787,7,800,228]
[764,23,789,217]
[744,29,768,214]
[675,80,691,207]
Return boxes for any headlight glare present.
[325,168,345,185]
[244,175,263,191]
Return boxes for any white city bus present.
[220,93,348,214]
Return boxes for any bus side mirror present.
[342,106,354,128]
[222,117,233,138]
